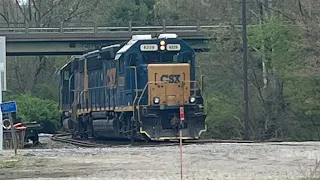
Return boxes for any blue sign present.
[0,101,17,113]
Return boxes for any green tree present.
[200,16,309,140]
[197,27,244,139]
[109,0,149,24]
[247,17,303,139]
[3,94,60,131]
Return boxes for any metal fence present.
[0,20,244,34]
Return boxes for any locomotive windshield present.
[142,51,193,64]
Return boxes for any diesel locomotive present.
[59,34,207,141]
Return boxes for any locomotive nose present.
[147,64,190,106]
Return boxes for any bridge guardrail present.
[0,20,245,34]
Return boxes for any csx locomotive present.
[59,34,207,141]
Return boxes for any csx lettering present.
[160,74,180,83]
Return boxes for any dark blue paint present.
[71,38,196,111]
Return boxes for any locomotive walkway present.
[0,20,243,56]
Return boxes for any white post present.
[0,36,5,152]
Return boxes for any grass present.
[0,159,19,168]
[0,156,22,168]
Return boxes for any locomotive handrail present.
[78,90,85,108]
[75,81,205,117]
[77,86,108,110]
[68,73,75,105]
[137,81,202,105]
[126,66,139,122]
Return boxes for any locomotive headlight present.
[153,97,160,104]
[189,96,196,103]
[160,45,166,50]
[160,40,166,46]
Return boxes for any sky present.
[17,0,27,5]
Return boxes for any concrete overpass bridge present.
[0,21,235,56]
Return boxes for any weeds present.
[295,157,320,180]
[0,156,22,168]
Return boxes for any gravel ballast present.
[0,135,319,180]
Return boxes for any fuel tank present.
[92,119,120,138]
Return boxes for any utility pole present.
[242,0,250,140]
[0,37,4,151]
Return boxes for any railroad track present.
[51,134,174,148]
[51,134,105,148]
[51,133,273,148]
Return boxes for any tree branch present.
[255,0,297,23]
[0,12,9,24]
[14,0,30,23]
[63,0,100,22]
[0,0,9,24]
[39,0,65,23]
[298,0,305,18]
[31,0,40,22]
[62,0,82,22]
[14,58,26,93]
[32,56,46,90]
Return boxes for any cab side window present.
[62,70,70,87]
[129,53,137,66]
[64,71,69,81]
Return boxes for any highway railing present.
[0,20,243,34]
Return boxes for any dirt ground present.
[1,135,320,180]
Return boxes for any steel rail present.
[51,133,283,149]
[51,134,104,148]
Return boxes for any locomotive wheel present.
[31,131,40,144]
[130,116,138,143]
[130,122,134,143]
[80,134,88,140]
[71,120,79,139]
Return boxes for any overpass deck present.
[0,21,239,56]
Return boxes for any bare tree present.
[1,0,100,95]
